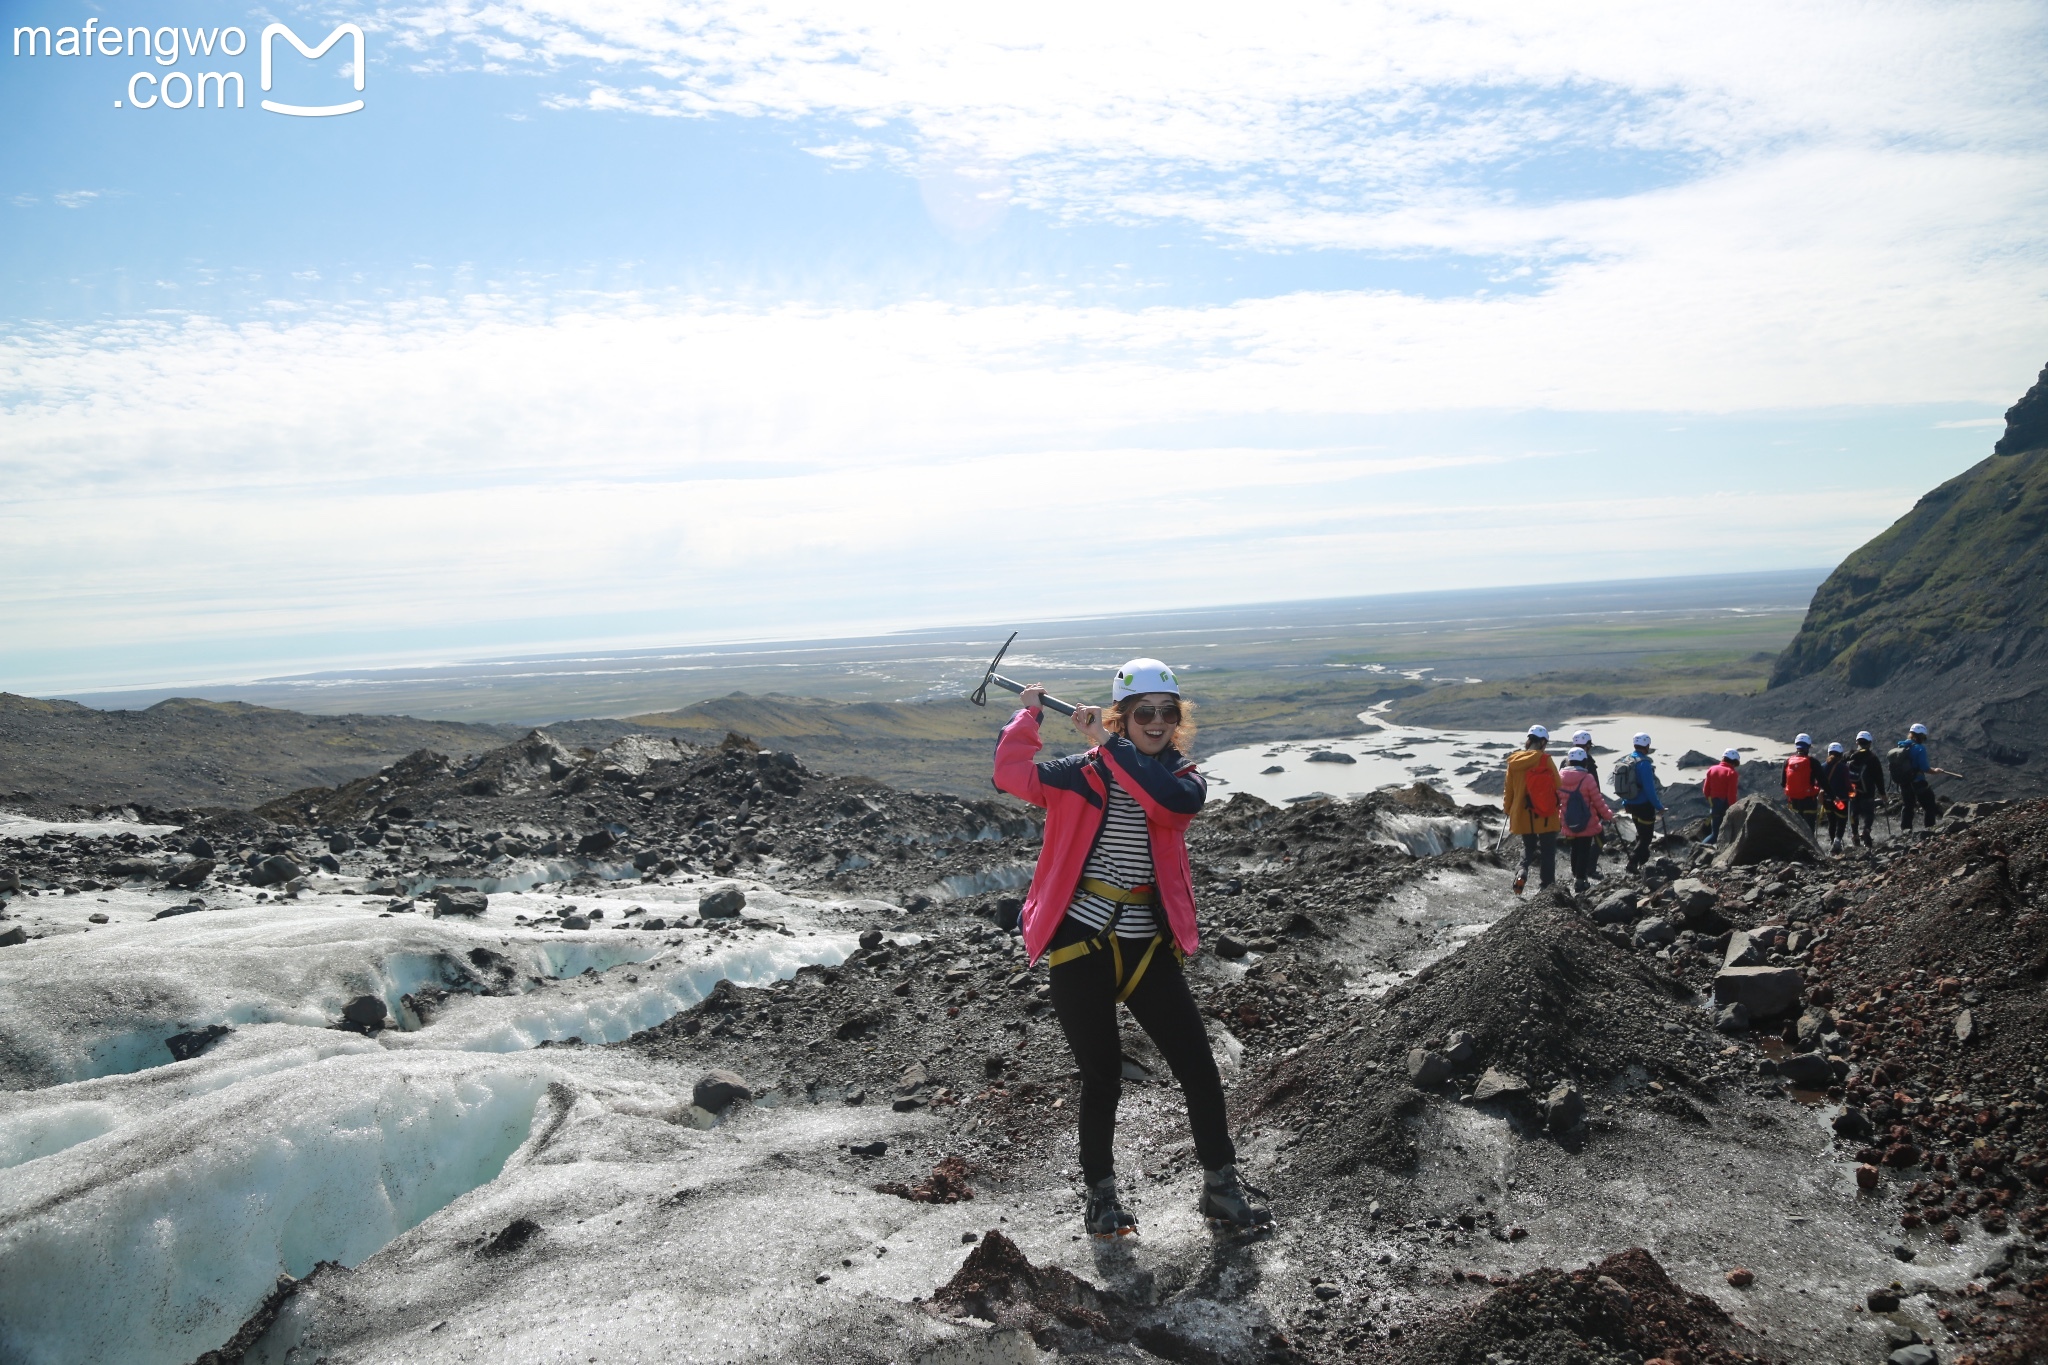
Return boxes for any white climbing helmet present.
[1857,730,1875,743]
[1571,729,1593,747]
[1111,658,1180,701]
[1567,747,1588,763]
[1632,733,1653,749]
[1795,733,1812,748]
[1723,748,1741,762]
[1910,722,1929,737]
[1828,741,1845,754]
[1527,724,1550,741]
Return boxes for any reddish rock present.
[1726,1267,1755,1288]
[1883,1143,1922,1168]
[1857,1164,1882,1190]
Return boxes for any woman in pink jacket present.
[1557,746,1614,896]
[995,658,1268,1239]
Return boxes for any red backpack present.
[1783,754,1818,801]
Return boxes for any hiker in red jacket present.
[995,660,1269,1240]
[1702,748,1740,845]
[1782,735,1822,836]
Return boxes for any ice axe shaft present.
[970,632,1078,716]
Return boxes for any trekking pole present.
[968,632,1078,716]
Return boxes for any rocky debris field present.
[3,726,2046,1365]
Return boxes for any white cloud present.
[0,278,2020,688]
[378,0,2048,256]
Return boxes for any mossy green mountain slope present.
[1769,442,2048,689]
[1716,361,2048,795]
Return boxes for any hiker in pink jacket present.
[1557,747,1613,896]
[994,658,1268,1240]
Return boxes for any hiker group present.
[1502,721,1958,895]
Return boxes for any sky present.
[2,0,2045,697]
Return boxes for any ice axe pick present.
[970,632,1077,716]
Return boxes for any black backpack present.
[1888,744,1917,788]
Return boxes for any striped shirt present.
[1065,779,1159,938]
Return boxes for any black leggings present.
[1567,834,1600,881]
[1047,914,1234,1186]
[1624,804,1657,867]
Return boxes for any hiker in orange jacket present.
[1503,725,1561,895]
[1702,748,1740,845]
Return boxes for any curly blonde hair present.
[1104,694,1198,755]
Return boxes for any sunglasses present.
[1126,703,1182,724]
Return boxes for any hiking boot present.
[1200,1165,1272,1230]
[1512,873,1527,895]
[1084,1177,1137,1238]
[1573,878,1590,895]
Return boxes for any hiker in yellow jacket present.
[1503,724,1562,896]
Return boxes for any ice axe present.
[969,632,1078,716]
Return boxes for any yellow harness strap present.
[1046,880,1176,997]
[1076,877,1157,906]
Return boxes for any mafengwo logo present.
[10,18,365,116]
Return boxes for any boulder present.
[429,887,489,917]
[328,832,354,855]
[0,925,26,947]
[1544,1083,1586,1132]
[632,850,662,871]
[1833,1107,1874,1141]
[1406,1048,1452,1088]
[1667,878,1718,921]
[0,868,18,893]
[1632,916,1676,948]
[1723,929,1770,968]
[164,858,215,889]
[185,837,215,859]
[1713,966,1804,1019]
[342,995,389,1030]
[1215,933,1249,959]
[1305,751,1357,764]
[699,887,746,918]
[1590,891,1640,925]
[693,1068,752,1113]
[1710,796,1819,868]
[577,830,617,856]
[1675,749,1715,769]
[1776,1051,1834,1087]
[105,856,159,879]
[254,854,303,885]
[1472,1067,1529,1102]
[1888,1347,1938,1365]
[1444,1030,1478,1067]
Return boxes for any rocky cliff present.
[1720,361,2048,796]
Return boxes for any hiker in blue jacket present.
[1894,722,1959,831]
[1613,733,1663,873]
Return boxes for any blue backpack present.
[1562,781,1592,832]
